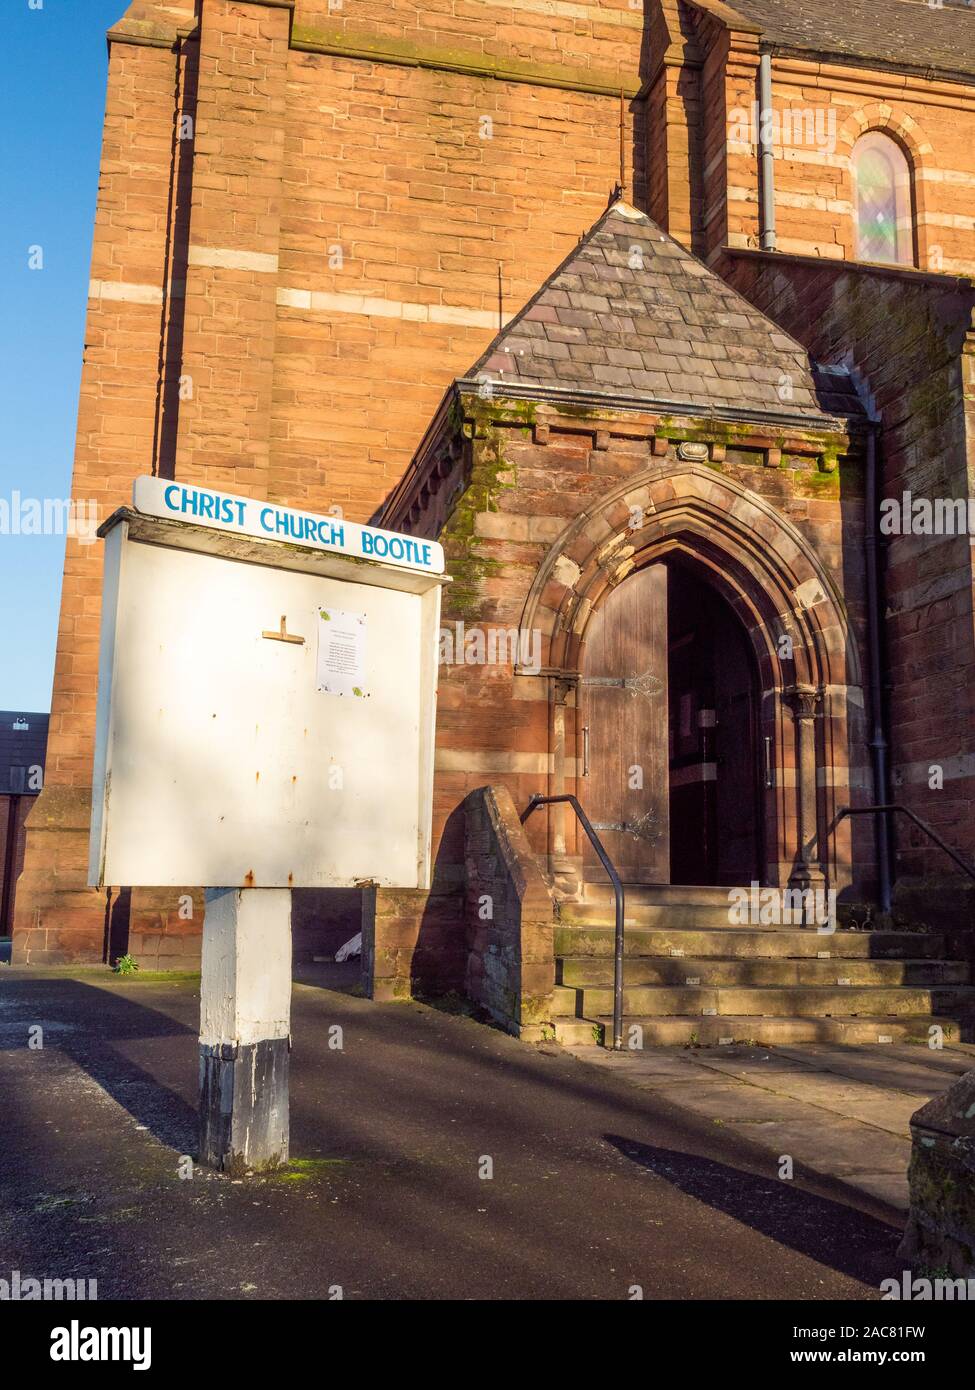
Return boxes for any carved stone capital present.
[785,684,821,721]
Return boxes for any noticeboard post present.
[89,477,447,1173]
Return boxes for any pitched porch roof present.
[465,201,864,428]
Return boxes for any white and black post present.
[199,887,292,1174]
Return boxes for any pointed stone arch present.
[521,465,864,890]
[521,464,858,689]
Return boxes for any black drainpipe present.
[864,423,893,912]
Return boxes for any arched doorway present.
[579,556,763,889]
[667,558,763,886]
[519,464,865,899]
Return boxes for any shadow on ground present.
[0,977,197,1152]
[0,969,904,1298]
[605,1134,895,1284]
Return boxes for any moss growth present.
[795,468,843,499]
[908,1146,975,1240]
[266,1157,350,1184]
[520,992,556,1025]
[655,414,848,452]
[440,417,516,621]
[291,26,641,98]
[110,970,201,984]
[15,966,200,984]
[416,988,473,1016]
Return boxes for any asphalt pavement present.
[0,966,904,1300]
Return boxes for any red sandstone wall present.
[752,62,975,275]
[15,0,975,961]
[13,0,649,963]
[723,251,975,902]
[389,394,872,903]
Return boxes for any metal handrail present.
[836,805,975,885]
[520,793,626,1050]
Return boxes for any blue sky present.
[1,1,129,712]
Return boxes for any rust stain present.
[244,870,255,887]
[288,872,294,886]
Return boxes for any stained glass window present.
[853,132,914,266]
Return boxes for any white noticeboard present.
[88,479,447,891]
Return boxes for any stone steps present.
[561,903,766,928]
[554,925,947,959]
[553,981,975,1020]
[551,883,972,1048]
[567,885,769,930]
[580,883,735,905]
[556,954,970,988]
[552,1014,975,1048]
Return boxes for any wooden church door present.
[580,563,670,884]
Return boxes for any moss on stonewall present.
[653,414,850,462]
[440,404,521,620]
[794,466,844,500]
[291,26,641,99]
[910,1147,972,1223]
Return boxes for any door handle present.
[764,735,774,788]
[582,725,590,778]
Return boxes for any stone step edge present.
[553,981,975,1007]
[551,1013,972,1045]
[556,954,963,968]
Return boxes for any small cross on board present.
[261,615,305,645]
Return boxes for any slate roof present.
[0,711,49,796]
[718,0,975,83]
[466,202,864,426]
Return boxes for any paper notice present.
[316,607,368,697]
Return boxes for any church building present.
[14,0,975,1044]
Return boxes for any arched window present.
[852,132,915,266]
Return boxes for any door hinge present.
[580,668,664,700]
[589,810,661,844]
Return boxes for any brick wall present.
[389,389,873,906]
[645,1,975,276]
[14,0,655,963]
[270,52,645,514]
[17,0,975,962]
[723,250,975,919]
[361,881,466,1003]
